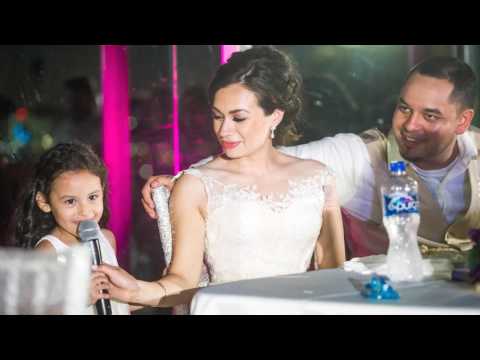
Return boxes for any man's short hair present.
[407,56,477,110]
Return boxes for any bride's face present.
[212,83,281,159]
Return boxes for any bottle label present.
[383,192,419,217]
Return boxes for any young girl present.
[15,142,129,315]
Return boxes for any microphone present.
[78,220,112,315]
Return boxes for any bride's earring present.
[270,127,276,139]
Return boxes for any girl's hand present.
[95,264,140,304]
[89,271,111,305]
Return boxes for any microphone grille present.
[78,220,100,242]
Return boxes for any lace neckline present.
[187,168,329,213]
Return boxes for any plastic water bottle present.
[381,161,424,282]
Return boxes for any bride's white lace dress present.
[183,165,335,284]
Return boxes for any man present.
[141,56,479,259]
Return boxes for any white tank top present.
[36,231,130,315]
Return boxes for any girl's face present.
[212,83,283,159]
[36,170,104,243]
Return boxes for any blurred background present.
[1,45,479,313]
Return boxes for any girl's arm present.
[102,229,117,253]
[99,173,207,307]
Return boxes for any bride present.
[97,46,345,308]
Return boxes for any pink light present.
[101,45,131,268]
[220,45,241,64]
[172,45,181,174]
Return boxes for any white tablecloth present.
[190,269,480,315]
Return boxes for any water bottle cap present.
[389,161,406,173]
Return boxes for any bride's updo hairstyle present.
[208,46,303,146]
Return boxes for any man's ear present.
[455,108,474,135]
[35,192,51,213]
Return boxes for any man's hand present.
[141,175,174,219]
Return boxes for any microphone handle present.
[89,239,113,315]
[96,297,112,315]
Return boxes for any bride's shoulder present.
[191,156,237,179]
[170,171,208,208]
[280,153,332,177]
[182,155,222,177]
[172,170,205,192]
[178,158,231,187]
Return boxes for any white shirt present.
[409,159,464,223]
[279,131,477,226]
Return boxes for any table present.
[190,269,480,315]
